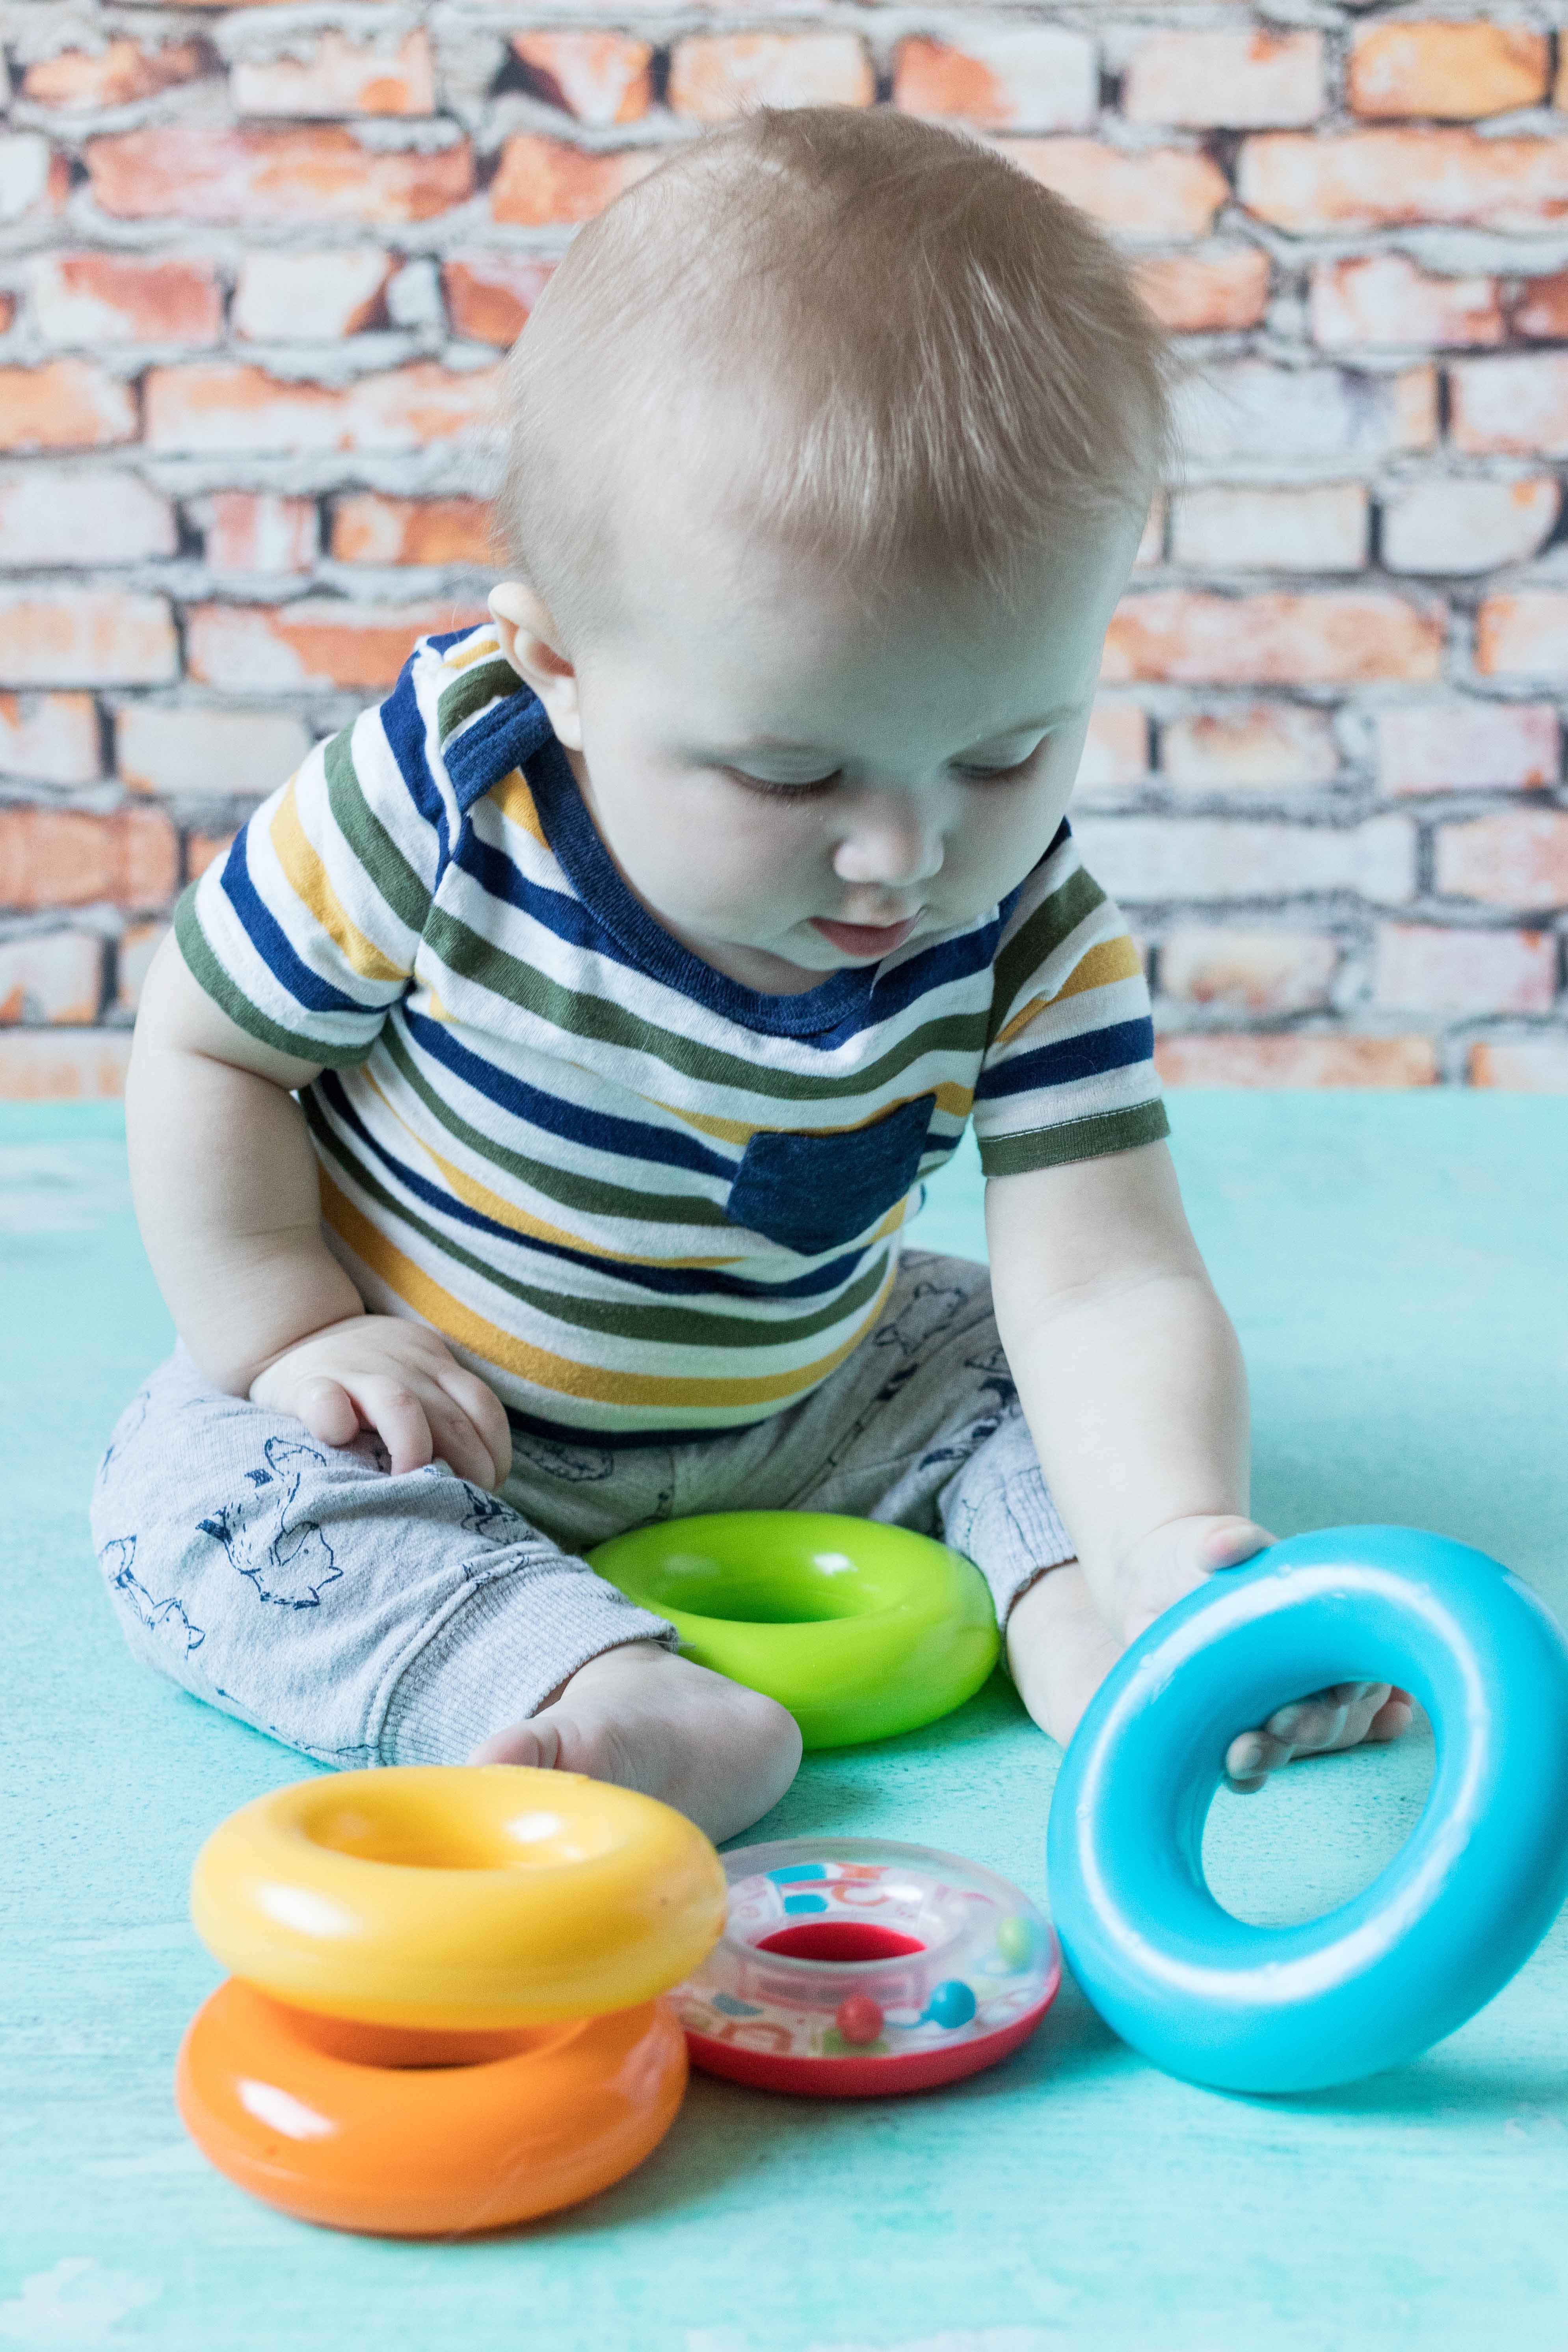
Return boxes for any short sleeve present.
[973,824,1169,1178]
[172,639,454,1068]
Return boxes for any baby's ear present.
[488,582,584,748]
[488,581,560,677]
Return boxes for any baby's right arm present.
[126,932,511,1489]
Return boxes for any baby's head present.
[487,104,1172,993]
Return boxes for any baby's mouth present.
[811,913,921,956]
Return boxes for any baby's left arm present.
[983,1137,1270,1650]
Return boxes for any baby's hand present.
[1103,1513,1414,1792]
[247,1314,513,1490]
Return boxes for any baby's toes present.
[466,1715,564,1769]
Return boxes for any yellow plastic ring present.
[188,1765,727,2031]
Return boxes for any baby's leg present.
[1006,1560,1414,1783]
[89,1346,798,1838]
[713,1249,1413,1783]
[471,1647,801,1842]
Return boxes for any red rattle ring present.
[673,1837,1059,2097]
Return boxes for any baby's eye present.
[954,751,1042,783]
[722,770,841,800]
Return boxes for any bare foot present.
[465,1640,802,1846]
[1006,1562,1416,1789]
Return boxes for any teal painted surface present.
[5,1093,1567,2352]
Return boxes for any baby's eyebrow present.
[712,705,1081,759]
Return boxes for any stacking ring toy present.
[588,1513,999,1747]
[673,1837,1059,2095]
[175,1766,727,2234]
[175,1982,689,2239]
[1047,1526,1568,2095]
[188,1763,726,2027]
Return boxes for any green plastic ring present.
[586,1511,1001,1750]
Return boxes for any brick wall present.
[0,3,1565,1098]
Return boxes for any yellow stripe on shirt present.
[991,933,1142,1051]
[270,776,408,985]
[321,1167,898,1407]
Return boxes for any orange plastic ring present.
[175,1977,688,2237]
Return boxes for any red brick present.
[145,361,503,456]
[0,361,137,453]
[441,254,555,348]
[1469,1039,1568,1090]
[0,468,175,568]
[1074,812,1414,903]
[21,38,210,111]
[0,591,177,687]
[892,30,1096,132]
[490,136,661,227]
[233,29,434,118]
[116,705,311,800]
[0,804,179,911]
[1383,477,1559,574]
[1376,701,1557,794]
[1171,484,1367,573]
[1435,811,1568,906]
[1160,927,1337,1012]
[1077,702,1149,791]
[1182,359,1434,463]
[1239,130,1568,235]
[1007,140,1228,240]
[0,930,104,1026]
[1123,31,1322,128]
[1450,353,1568,457]
[185,828,236,880]
[1349,24,1548,120]
[191,491,317,574]
[1375,922,1555,1014]
[1162,704,1339,789]
[186,600,490,692]
[1135,246,1270,333]
[25,253,222,348]
[0,1029,132,1100]
[87,127,474,226]
[510,32,654,127]
[113,919,169,1017]
[0,136,67,227]
[233,249,394,342]
[331,494,494,567]
[1103,591,1442,685]
[1310,255,1502,350]
[1516,274,1568,340]
[1475,595,1568,677]
[1155,1033,1438,1086]
[0,694,100,785]
[669,34,875,122]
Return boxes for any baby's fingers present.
[1224,1680,1395,1793]
[291,1374,364,1451]
[435,1364,512,1488]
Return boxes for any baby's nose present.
[832,819,944,890]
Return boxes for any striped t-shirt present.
[174,622,1168,1446]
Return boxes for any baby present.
[91,104,1411,1843]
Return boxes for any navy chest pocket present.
[725,1093,936,1257]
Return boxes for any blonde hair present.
[497,103,1174,651]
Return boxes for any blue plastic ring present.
[1046,1526,1568,2094]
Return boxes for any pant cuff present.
[957,1470,1077,1628]
[376,1556,678,1766]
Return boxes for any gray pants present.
[88,1251,1073,1771]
